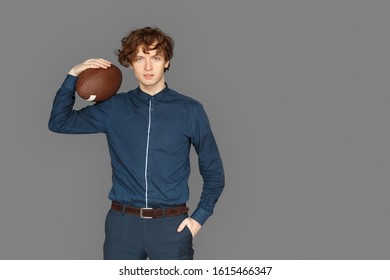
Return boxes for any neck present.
[140,81,166,96]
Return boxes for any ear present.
[164,60,170,69]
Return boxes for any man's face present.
[131,44,170,94]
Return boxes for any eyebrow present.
[135,53,163,58]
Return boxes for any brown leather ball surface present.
[76,65,122,102]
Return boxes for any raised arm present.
[48,58,113,134]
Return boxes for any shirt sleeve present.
[190,104,225,225]
[48,74,112,134]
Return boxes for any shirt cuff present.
[61,74,78,91]
[190,207,212,226]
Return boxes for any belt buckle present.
[140,207,153,219]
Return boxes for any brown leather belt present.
[111,201,189,219]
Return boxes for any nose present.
[144,59,152,71]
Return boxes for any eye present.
[135,57,144,62]
[152,56,161,61]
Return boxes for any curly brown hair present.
[116,26,174,71]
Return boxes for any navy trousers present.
[103,207,194,260]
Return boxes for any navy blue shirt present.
[48,75,225,225]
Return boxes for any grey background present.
[0,0,389,259]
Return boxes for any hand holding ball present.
[76,65,122,102]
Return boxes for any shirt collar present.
[135,83,169,103]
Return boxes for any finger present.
[84,59,111,69]
[177,219,189,232]
[87,62,111,69]
[94,59,112,68]
[86,58,110,63]
[69,58,111,76]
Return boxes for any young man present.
[48,26,224,260]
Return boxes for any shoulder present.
[111,91,132,100]
[167,88,204,109]
[94,91,135,113]
[106,90,134,105]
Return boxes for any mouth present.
[144,74,154,80]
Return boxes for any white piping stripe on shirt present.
[144,100,152,208]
